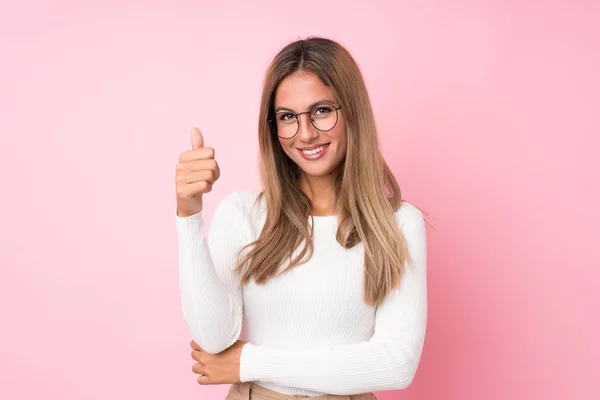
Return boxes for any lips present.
[297,143,331,160]
[297,143,331,151]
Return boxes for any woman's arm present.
[176,192,250,354]
[238,204,427,395]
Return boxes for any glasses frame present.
[268,103,343,139]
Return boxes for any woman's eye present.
[278,113,294,121]
[314,106,332,115]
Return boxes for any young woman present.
[175,37,427,400]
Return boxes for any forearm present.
[177,212,243,354]
[239,336,424,395]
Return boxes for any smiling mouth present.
[299,143,330,155]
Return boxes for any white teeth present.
[302,144,328,155]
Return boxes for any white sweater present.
[176,190,427,396]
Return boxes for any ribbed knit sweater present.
[176,190,427,396]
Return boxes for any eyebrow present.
[274,99,336,114]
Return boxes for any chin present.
[297,163,338,177]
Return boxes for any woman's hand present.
[190,339,247,385]
[176,127,220,217]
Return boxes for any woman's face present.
[273,71,347,179]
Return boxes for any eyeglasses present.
[268,102,342,139]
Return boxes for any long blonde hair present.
[235,37,411,307]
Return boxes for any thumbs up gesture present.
[175,128,220,217]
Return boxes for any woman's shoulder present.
[216,189,265,218]
[393,200,426,232]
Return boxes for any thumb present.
[190,127,204,149]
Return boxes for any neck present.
[299,172,336,216]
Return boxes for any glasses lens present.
[310,105,338,131]
[274,112,298,138]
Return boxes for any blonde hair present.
[235,37,411,307]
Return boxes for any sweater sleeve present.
[238,204,427,395]
[176,192,251,354]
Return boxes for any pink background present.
[1,1,598,399]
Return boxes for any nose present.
[296,113,319,142]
